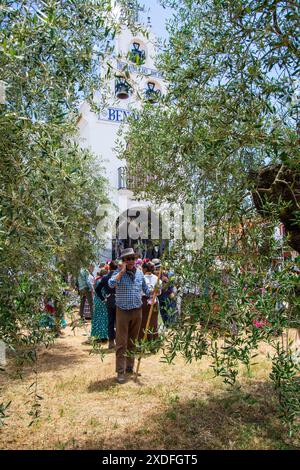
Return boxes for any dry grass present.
[0,323,298,450]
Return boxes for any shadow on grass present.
[80,380,299,450]
[38,344,86,372]
[87,377,119,393]
[82,346,115,356]
[1,342,86,384]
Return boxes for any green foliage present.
[0,400,11,427]
[121,0,300,433]
[0,1,113,351]
[270,343,300,436]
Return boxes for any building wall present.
[77,15,164,260]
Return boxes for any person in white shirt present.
[138,262,161,343]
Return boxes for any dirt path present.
[0,324,295,449]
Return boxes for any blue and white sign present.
[98,107,131,123]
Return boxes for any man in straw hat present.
[108,248,150,383]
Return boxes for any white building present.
[77,2,167,261]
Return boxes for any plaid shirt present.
[108,268,150,310]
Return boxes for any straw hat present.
[120,248,138,259]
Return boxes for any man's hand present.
[114,262,126,282]
[120,262,126,273]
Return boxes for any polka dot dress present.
[91,282,108,340]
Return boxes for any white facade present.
[77,4,166,260]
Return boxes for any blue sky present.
[140,0,173,40]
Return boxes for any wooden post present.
[134,267,162,382]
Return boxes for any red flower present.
[45,304,56,314]
[253,318,268,328]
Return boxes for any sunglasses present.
[124,257,135,262]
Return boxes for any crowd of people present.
[77,248,178,383]
[37,250,300,381]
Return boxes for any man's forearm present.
[114,270,125,282]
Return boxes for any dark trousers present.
[79,288,94,319]
[107,299,116,341]
[115,306,142,374]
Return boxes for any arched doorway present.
[112,206,168,259]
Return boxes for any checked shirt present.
[108,268,150,310]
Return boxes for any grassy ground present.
[0,322,298,450]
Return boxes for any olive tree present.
[0,0,118,386]
[121,0,300,435]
